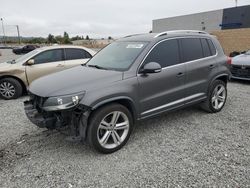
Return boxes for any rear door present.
[138,39,187,118]
[64,48,92,69]
[180,37,217,103]
[25,49,65,84]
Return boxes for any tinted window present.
[201,38,211,57]
[144,39,180,68]
[33,49,63,64]
[65,49,91,60]
[181,38,203,62]
[207,39,216,55]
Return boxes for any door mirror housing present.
[26,59,35,65]
[140,62,162,74]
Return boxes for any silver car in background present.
[231,50,250,81]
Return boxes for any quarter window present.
[65,49,92,60]
[33,49,63,64]
[201,38,211,57]
[181,38,203,62]
[144,39,180,68]
[207,39,216,55]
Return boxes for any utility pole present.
[16,25,21,44]
[235,0,238,7]
[0,18,6,45]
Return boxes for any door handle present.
[176,72,184,77]
[56,64,64,67]
[209,64,215,69]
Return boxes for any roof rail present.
[154,30,209,38]
[124,34,143,38]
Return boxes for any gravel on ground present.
[0,81,249,187]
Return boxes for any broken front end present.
[24,93,91,140]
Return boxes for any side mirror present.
[140,62,162,74]
[26,59,35,65]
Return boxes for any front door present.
[25,49,65,84]
[138,39,187,118]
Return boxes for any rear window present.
[65,48,92,60]
[181,38,203,62]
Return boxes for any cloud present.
[0,0,249,38]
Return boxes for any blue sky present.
[0,0,250,38]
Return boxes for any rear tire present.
[87,103,133,154]
[0,78,23,100]
[200,80,227,113]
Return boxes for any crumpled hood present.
[232,54,250,66]
[29,66,123,97]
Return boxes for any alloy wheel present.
[211,84,226,110]
[97,111,130,149]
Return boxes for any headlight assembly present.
[42,92,85,111]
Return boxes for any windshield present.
[87,41,148,71]
[10,49,41,63]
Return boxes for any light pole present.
[235,0,238,7]
[0,18,6,45]
[16,25,21,44]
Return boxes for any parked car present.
[24,30,231,153]
[12,45,40,54]
[230,50,250,81]
[0,45,96,99]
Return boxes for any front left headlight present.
[42,92,85,111]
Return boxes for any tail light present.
[227,57,232,65]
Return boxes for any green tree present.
[55,35,63,44]
[63,31,72,44]
[47,34,57,44]
[86,35,90,40]
[108,36,113,40]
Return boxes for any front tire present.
[0,78,23,100]
[200,80,227,113]
[87,103,133,154]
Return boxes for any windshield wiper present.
[87,64,107,70]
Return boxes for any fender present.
[91,96,138,119]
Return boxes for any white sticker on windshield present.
[126,44,144,49]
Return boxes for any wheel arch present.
[0,75,27,94]
[90,97,138,123]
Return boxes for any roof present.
[118,30,211,42]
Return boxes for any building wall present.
[211,28,250,55]
[153,10,223,33]
[152,5,250,33]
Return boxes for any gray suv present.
[24,30,231,153]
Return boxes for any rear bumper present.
[24,100,56,128]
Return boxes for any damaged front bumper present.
[24,100,56,128]
[24,97,91,140]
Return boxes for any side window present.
[201,38,211,57]
[144,39,180,68]
[65,49,92,60]
[33,49,63,64]
[207,39,217,55]
[181,38,203,62]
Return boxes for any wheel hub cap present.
[0,82,15,98]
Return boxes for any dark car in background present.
[230,50,250,81]
[12,45,39,54]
